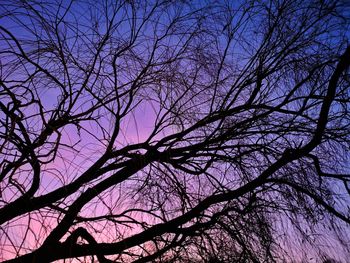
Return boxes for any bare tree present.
[0,0,350,262]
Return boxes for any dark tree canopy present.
[0,0,350,262]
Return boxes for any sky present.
[0,0,350,262]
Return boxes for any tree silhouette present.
[0,0,350,262]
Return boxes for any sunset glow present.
[1,1,350,262]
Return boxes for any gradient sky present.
[1,0,350,262]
